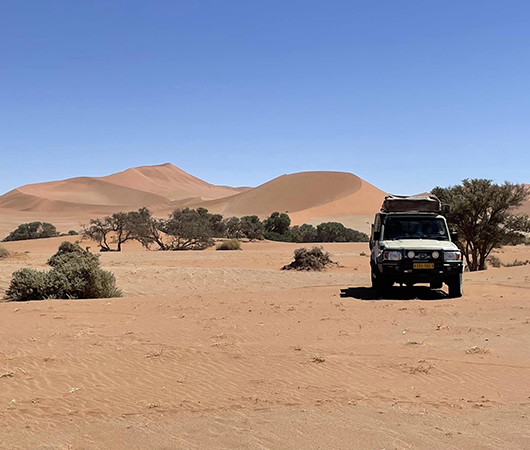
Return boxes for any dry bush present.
[216,239,242,251]
[310,355,325,363]
[0,246,10,259]
[281,247,337,271]
[486,255,502,268]
[5,242,121,301]
[504,259,529,267]
[466,346,489,354]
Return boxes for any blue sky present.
[1,0,528,195]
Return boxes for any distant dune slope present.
[100,163,245,201]
[0,163,245,213]
[172,171,385,219]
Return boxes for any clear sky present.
[1,0,528,195]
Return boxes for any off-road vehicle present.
[369,195,464,297]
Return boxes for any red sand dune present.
[170,171,386,219]
[100,162,246,201]
[0,165,387,232]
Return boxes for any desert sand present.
[1,236,530,449]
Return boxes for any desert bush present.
[216,239,242,251]
[0,246,10,259]
[67,230,79,236]
[281,246,337,271]
[3,222,59,242]
[316,222,369,242]
[486,255,502,268]
[240,215,265,241]
[263,230,293,242]
[225,217,243,239]
[5,268,49,301]
[264,212,291,235]
[504,259,530,267]
[4,242,121,301]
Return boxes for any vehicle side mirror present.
[442,204,451,214]
[373,231,380,241]
[450,231,458,242]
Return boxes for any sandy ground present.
[1,238,530,449]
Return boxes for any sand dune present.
[172,171,385,219]
[1,179,168,211]
[0,166,387,237]
[0,164,244,214]
[100,162,246,201]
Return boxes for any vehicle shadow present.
[340,286,448,301]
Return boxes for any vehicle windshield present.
[382,217,449,240]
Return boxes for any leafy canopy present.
[432,179,530,271]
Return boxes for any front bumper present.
[379,260,463,283]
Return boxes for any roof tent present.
[381,195,441,213]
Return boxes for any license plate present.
[414,263,434,269]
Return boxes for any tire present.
[371,265,381,290]
[371,265,392,292]
[430,281,443,290]
[447,273,463,298]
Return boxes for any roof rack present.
[381,195,442,213]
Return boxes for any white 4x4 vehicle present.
[370,195,464,298]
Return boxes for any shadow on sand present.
[340,286,448,301]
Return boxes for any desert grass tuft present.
[216,239,242,251]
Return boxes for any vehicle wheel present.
[371,265,392,292]
[430,281,443,290]
[371,265,381,290]
[447,273,463,298]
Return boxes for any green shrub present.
[281,247,337,271]
[5,242,122,301]
[263,231,293,242]
[216,239,242,251]
[240,215,264,241]
[0,246,10,259]
[3,222,59,242]
[264,212,291,235]
[316,222,369,242]
[5,268,49,301]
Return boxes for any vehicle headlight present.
[444,251,462,262]
[432,251,440,259]
[383,251,402,261]
[407,251,415,259]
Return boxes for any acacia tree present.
[264,212,291,235]
[82,213,135,251]
[126,207,167,250]
[3,222,59,242]
[225,217,243,239]
[432,179,530,271]
[240,215,264,241]
[82,218,113,251]
[160,208,216,250]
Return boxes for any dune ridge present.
[167,171,386,220]
[0,165,387,234]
